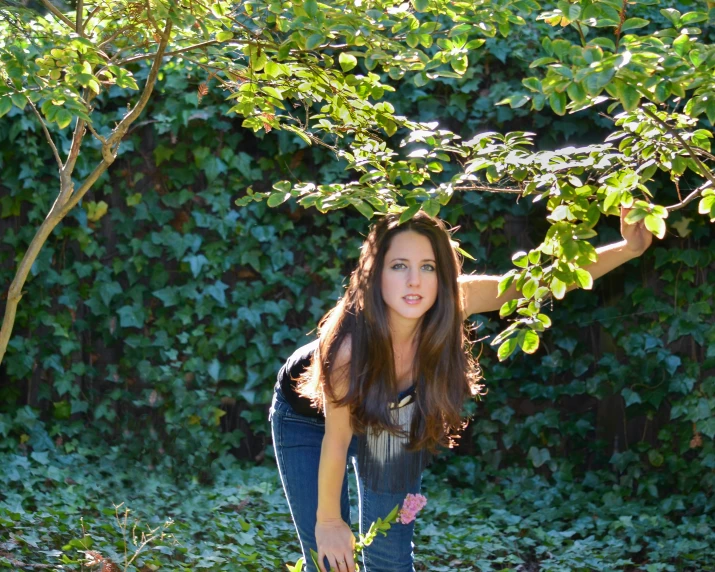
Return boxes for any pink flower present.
[396,493,427,525]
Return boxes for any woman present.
[270,209,652,572]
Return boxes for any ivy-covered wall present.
[1,5,713,496]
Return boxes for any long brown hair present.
[298,211,483,452]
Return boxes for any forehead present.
[385,230,435,258]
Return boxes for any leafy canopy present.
[2,0,715,361]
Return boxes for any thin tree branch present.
[82,4,101,33]
[105,19,173,153]
[86,121,106,145]
[114,40,220,67]
[63,116,86,173]
[576,22,587,47]
[26,98,63,170]
[453,185,523,194]
[39,0,76,29]
[58,151,112,217]
[75,0,83,35]
[0,19,175,367]
[61,91,96,177]
[642,106,715,189]
[666,182,710,212]
[98,28,125,50]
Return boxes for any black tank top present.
[276,339,323,418]
[275,339,428,492]
[275,339,417,419]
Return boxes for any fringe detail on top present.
[356,395,431,493]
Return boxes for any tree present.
[0,0,534,364]
[2,0,715,366]
[241,0,715,359]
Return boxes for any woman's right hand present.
[315,518,356,572]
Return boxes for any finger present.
[346,554,356,572]
[318,550,328,572]
[329,554,342,572]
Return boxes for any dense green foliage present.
[1,0,715,568]
[1,450,714,570]
[4,0,715,362]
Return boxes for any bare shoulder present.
[333,334,352,369]
[328,334,352,401]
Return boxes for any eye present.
[391,263,407,270]
[422,264,436,272]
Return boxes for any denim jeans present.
[270,388,421,572]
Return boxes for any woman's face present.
[380,230,438,325]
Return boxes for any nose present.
[407,267,420,288]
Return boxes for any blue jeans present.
[270,388,421,572]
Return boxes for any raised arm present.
[460,206,654,319]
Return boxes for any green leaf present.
[660,8,680,26]
[698,195,715,219]
[10,93,26,109]
[527,446,551,468]
[534,287,550,301]
[267,192,290,207]
[644,214,666,238]
[262,86,283,102]
[497,274,514,297]
[536,313,552,327]
[499,299,518,318]
[567,82,587,103]
[216,31,234,42]
[353,200,374,219]
[422,199,440,218]
[620,17,650,31]
[153,287,179,307]
[574,268,593,289]
[339,53,357,72]
[497,337,518,361]
[617,82,640,111]
[522,278,539,299]
[86,200,108,222]
[0,96,11,118]
[603,190,622,212]
[520,330,539,354]
[284,124,313,145]
[512,251,528,268]
[412,0,429,11]
[647,449,664,467]
[680,11,708,25]
[622,387,642,407]
[549,91,567,116]
[264,60,281,78]
[305,34,325,50]
[304,0,318,17]
[126,193,142,207]
[117,305,144,329]
[624,207,647,223]
[56,109,73,129]
[399,203,421,224]
[551,278,566,300]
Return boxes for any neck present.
[388,313,421,347]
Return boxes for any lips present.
[403,295,423,304]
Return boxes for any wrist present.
[316,510,342,523]
[623,239,644,257]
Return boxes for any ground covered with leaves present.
[0,446,713,572]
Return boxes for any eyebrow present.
[390,258,436,263]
